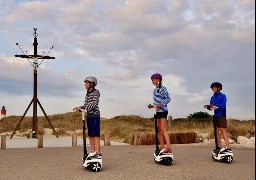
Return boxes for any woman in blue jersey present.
[148,73,172,153]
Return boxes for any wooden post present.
[72,134,77,147]
[168,115,172,127]
[133,133,138,145]
[1,135,6,149]
[38,135,43,148]
[104,134,111,146]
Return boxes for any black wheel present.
[163,157,173,166]
[224,155,233,163]
[90,162,102,172]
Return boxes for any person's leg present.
[220,128,230,148]
[89,136,95,152]
[94,137,101,153]
[216,127,222,148]
[157,119,165,149]
[160,118,171,149]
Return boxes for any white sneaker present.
[87,151,96,158]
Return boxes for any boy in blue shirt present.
[204,82,232,154]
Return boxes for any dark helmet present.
[151,73,162,81]
[210,82,222,90]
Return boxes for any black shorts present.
[87,114,100,137]
[213,117,227,128]
[155,111,168,119]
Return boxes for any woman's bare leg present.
[160,118,171,148]
[157,119,165,148]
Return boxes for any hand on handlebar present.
[73,107,81,112]
[148,104,154,109]
[204,104,217,110]
[148,104,159,109]
[204,104,214,108]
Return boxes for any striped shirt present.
[153,86,171,112]
[80,89,100,115]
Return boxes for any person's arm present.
[159,87,171,106]
[214,94,227,108]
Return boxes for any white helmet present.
[84,76,97,86]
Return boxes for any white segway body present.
[83,156,103,172]
[212,149,233,163]
[154,151,173,166]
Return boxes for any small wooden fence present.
[131,133,197,145]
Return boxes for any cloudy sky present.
[0,0,255,119]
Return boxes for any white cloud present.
[0,0,254,119]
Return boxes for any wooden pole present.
[133,133,138,145]
[37,99,59,138]
[72,134,77,147]
[168,115,172,128]
[1,135,7,149]
[10,99,33,139]
[104,134,111,146]
[38,135,43,148]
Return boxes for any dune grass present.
[0,112,254,143]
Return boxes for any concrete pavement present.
[0,145,254,180]
[3,135,129,148]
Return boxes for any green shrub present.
[187,111,212,119]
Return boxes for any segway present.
[205,105,233,163]
[150,104,173,166]
[79,109,102,172]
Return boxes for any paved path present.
[3,135,129,148]
[0,145,254,180]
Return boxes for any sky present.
[0,0,255,120]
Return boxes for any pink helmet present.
[151,73,162,81]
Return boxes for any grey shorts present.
[213,117,227,128]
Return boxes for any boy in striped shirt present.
[74,76,101,159]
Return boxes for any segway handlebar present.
[81,109,87,121]
[204,105,218,115]
[73,109,87,120]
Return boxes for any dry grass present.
[101,115,154,143]
[0,113,254,143]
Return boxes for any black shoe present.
[213,147,220,154]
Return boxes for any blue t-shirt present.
[210,92,227,117]
[153,86,171,112]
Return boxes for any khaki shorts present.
[213,117,227,128]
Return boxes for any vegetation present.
[0,112,254,144]
[187,111,212,119]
